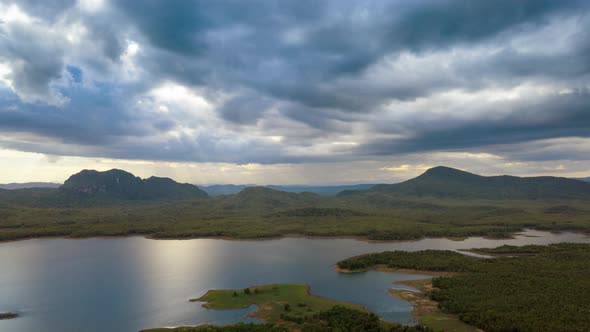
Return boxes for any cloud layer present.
[1,0,589,179]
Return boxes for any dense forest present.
[338,250,481,272]
[144,306,432,332]
[1,187,590,242]
[339,243,590,332]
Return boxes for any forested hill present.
[219,186,319,210]
[59,169,208,201]
[345,166,590,199]
[201,184,376,196]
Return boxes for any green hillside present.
[364,166,590,199]
[218,187,318,210]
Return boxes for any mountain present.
[575,177,590,183]
[202,184,376,196]
[60,169,208,201]
[345,166,590,200]
[0,182,61,190]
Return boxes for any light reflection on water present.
[0,229,588,332]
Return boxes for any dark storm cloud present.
[0,23,65,103]
[0,85,295,163]
[115,0,588,106]
[361,89,590,157]
[389,0,582,50]
[0,0,589,164]
[0,84,141,145]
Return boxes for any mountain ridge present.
[361,166,590,199]
[4,166,590,205]
[59,169,208,201]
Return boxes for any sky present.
[0,0,589,185]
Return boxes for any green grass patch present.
[193,283,364,323]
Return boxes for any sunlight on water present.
[0,230,588,332]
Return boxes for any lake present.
[1,229,588,332]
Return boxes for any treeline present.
[338,243,590,332]
[337,250,481,272]
[468,243,579,255]
[145,306,432,332]
[299,306,432,332]
[143,323,288,332]
[270,207,369,218]
[2,193,590,243]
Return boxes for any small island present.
[0,312,18,320]
[192,283,364,323]
[143,283,432,332]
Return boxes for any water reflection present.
[0,230,588,332]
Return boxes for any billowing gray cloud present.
[0,0,589,168]
[362,88,590,155]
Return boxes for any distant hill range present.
[575,177,590,183]
[202,184,251,196]
[54,166,590,202]
[3,167,590,207]
[59,169,208,201]
[202,183,375,196]
[0,182,61,190]
[267,184,376,196]
[340,166,590,199]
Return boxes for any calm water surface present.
[1,229,588,332]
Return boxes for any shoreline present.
[336,264,477,331]
[1,227,579,245]
[388,279,480,332]
[336,264,453,276]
